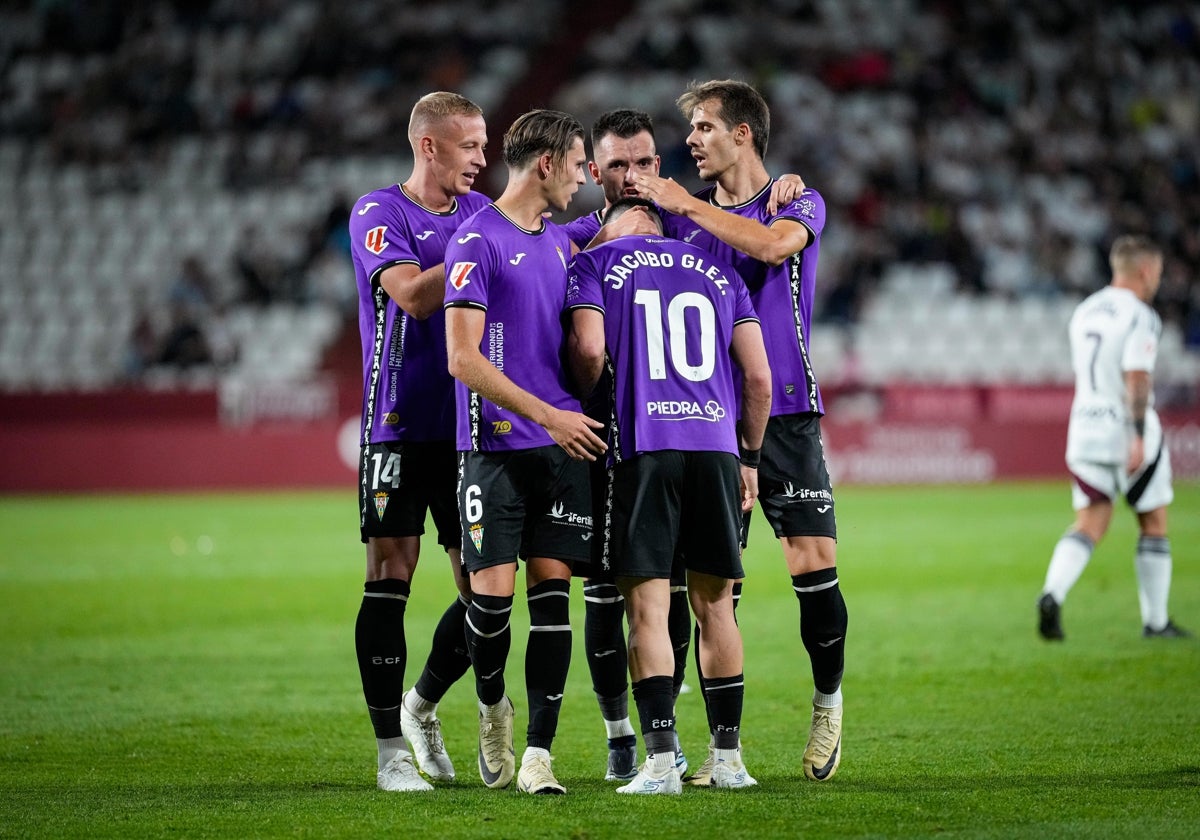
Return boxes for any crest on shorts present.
[374,491,389,521]
[469,522,484,553]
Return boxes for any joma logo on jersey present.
[365,226,389,255]
[449,261,477,289]
[491,420,512,435]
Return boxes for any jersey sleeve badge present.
[449,261,477,290]
[365,225,389,255]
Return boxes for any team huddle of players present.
[347,74,1184,798]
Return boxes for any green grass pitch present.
[1,481,1197,839]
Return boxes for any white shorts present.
[1067,442,1173,514]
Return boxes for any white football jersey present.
[1065,285,1160,464]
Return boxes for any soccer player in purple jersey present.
[347,91,490,792]
[565,110,808,782]
[635,79,849,783]
[562,109,661,251]
[443,108,607,795]
[567,198,772,792]
[560,109,686,783]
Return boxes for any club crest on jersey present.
[469,522,484,553]
[365,226,389,255]
[449,261,477,290]
[374,491,389,521]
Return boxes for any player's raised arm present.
[635,174,810,266]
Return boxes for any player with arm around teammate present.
[443,108,607,795]
[567,198,772,793]
[347,91,489,792]
[635,78,849,784]
[1038,234,1188,641]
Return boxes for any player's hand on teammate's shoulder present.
[767,173,806,216]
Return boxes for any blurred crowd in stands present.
[0,0,1196,389]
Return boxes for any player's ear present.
[538,153,554,179]
[588,160,601,185]
[420,135,435,158]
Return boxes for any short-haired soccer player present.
[1038,234,1188,641]
[348,91,489,792]
[443,108,607,795]
[635,78,849,783]
[568,197,771,792]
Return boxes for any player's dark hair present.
[502,109,585,170]
[677,79,770,161]
[603,197,662,231]
[591,109,655,146]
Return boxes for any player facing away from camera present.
[563,109,807,782]
[1038,235,1188,641]
[567,198,772,793]
[561,108,692,782]
[635,79,849,783]
[348,91,490,792]
[443,109,607,795]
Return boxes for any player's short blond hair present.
[1109,234,1162,276]
[408,92,483,146]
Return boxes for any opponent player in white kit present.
[1037,234,1188,641]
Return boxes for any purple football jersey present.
[665,182,827,417]
[350,185,489,444]
[562,209,603,250]
[443,205,581,452]
[567,235,758,462]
